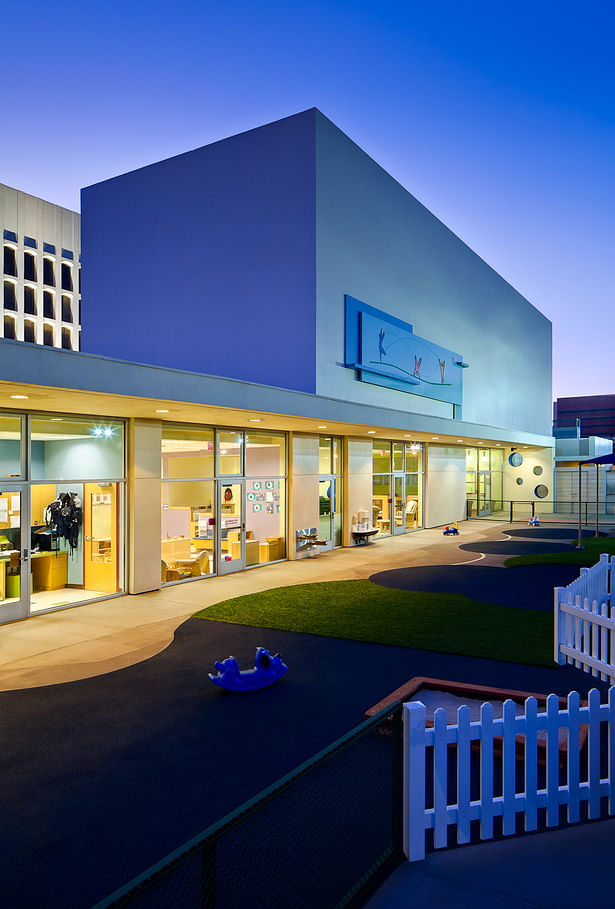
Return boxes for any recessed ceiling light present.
[249,418,261,422]
[478,442,485,445]
[523,446,529,449]
[496,443,501,446]
[431,436,439,440]
[318,425,327,429]
[404,435,411,438]
[155,409,169,413]
[367,430,376,434]
[10,394,28,399]
[51,418,63,422]
[457,439,464,443]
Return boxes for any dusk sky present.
[2,0,613,402]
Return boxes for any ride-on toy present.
[208,647,288,691]
[443,523,459,536]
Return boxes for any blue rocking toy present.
[209,647,288,692]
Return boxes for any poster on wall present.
[252,503,262,513]
[265,480,274,490]
[221,515,241,529]
[253,481,262,491]
[247,492,256,501]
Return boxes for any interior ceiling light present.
[367,430,376,434]
[10,394,28,399]
[155,409,169,413]
[249,418,261,422]
[432,436,439,440]
[318,425,327,429]
[51,418,63,422]
[457,439,464,442]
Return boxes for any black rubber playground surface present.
[457,539,574,556]
[507,527,605,540]
[370,562,580,609]
[0,616,607,909]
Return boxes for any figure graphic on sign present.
[378,328,386,362]
[413,356,422,378]
[439,359,446,384]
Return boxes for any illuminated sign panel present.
[344,295,467,405]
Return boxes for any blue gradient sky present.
[3,1,613,401]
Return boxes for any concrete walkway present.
[0,520,511,690]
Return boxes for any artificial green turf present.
[504,536,615,569]
[194,579,554,667]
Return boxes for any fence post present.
[554,588,565,665]
[391,705,404,857]
[404,701,426,862]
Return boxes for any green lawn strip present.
[194,579,553,667]
[505,537,615,569]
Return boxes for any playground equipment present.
[209,647,288,692]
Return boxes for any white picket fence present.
[403,688,615,862]
[554,553,615,683]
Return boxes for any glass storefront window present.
[406,473,421,527]
[246,477,286,563]
[393,442,404,472]
[466,448,478,471]
[490,447,504,469]
[405,442,422,473]
[319,437,332,474]
[372,473,391,536]
[245,432,285,477]
[162,480,215,578]
[0,415,22,478]
[478,447,490,470]
[162,426,214,479]
[218,431,243,475]
[30,416,124,481]
[373,442,391,474]
[332,438,342,476]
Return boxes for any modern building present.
[0,109,554,624]
[1,183,81,350]
[554,434,614,515]
[554,395,615,441]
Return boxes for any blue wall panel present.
[81,111,317,393]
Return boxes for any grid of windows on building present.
[161,426,286,584]
[318,436,343,548]
[0,414,125,623]
[465,447,504,517]
[1,232,80,349]
[372,441,424,537]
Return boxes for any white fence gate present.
[554,553,615,683]
[403,688,615,862]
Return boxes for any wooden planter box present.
[366,676,588,762]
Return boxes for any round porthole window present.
[516,477,524,486]
[534,484,549,499]
[509,452,523,467]
[533,465,543,476]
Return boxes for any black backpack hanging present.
[45,492,83,555]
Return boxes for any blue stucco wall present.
[81,111,317,393]
[314,112,553,436]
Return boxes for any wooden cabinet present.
[31,551,68,591]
